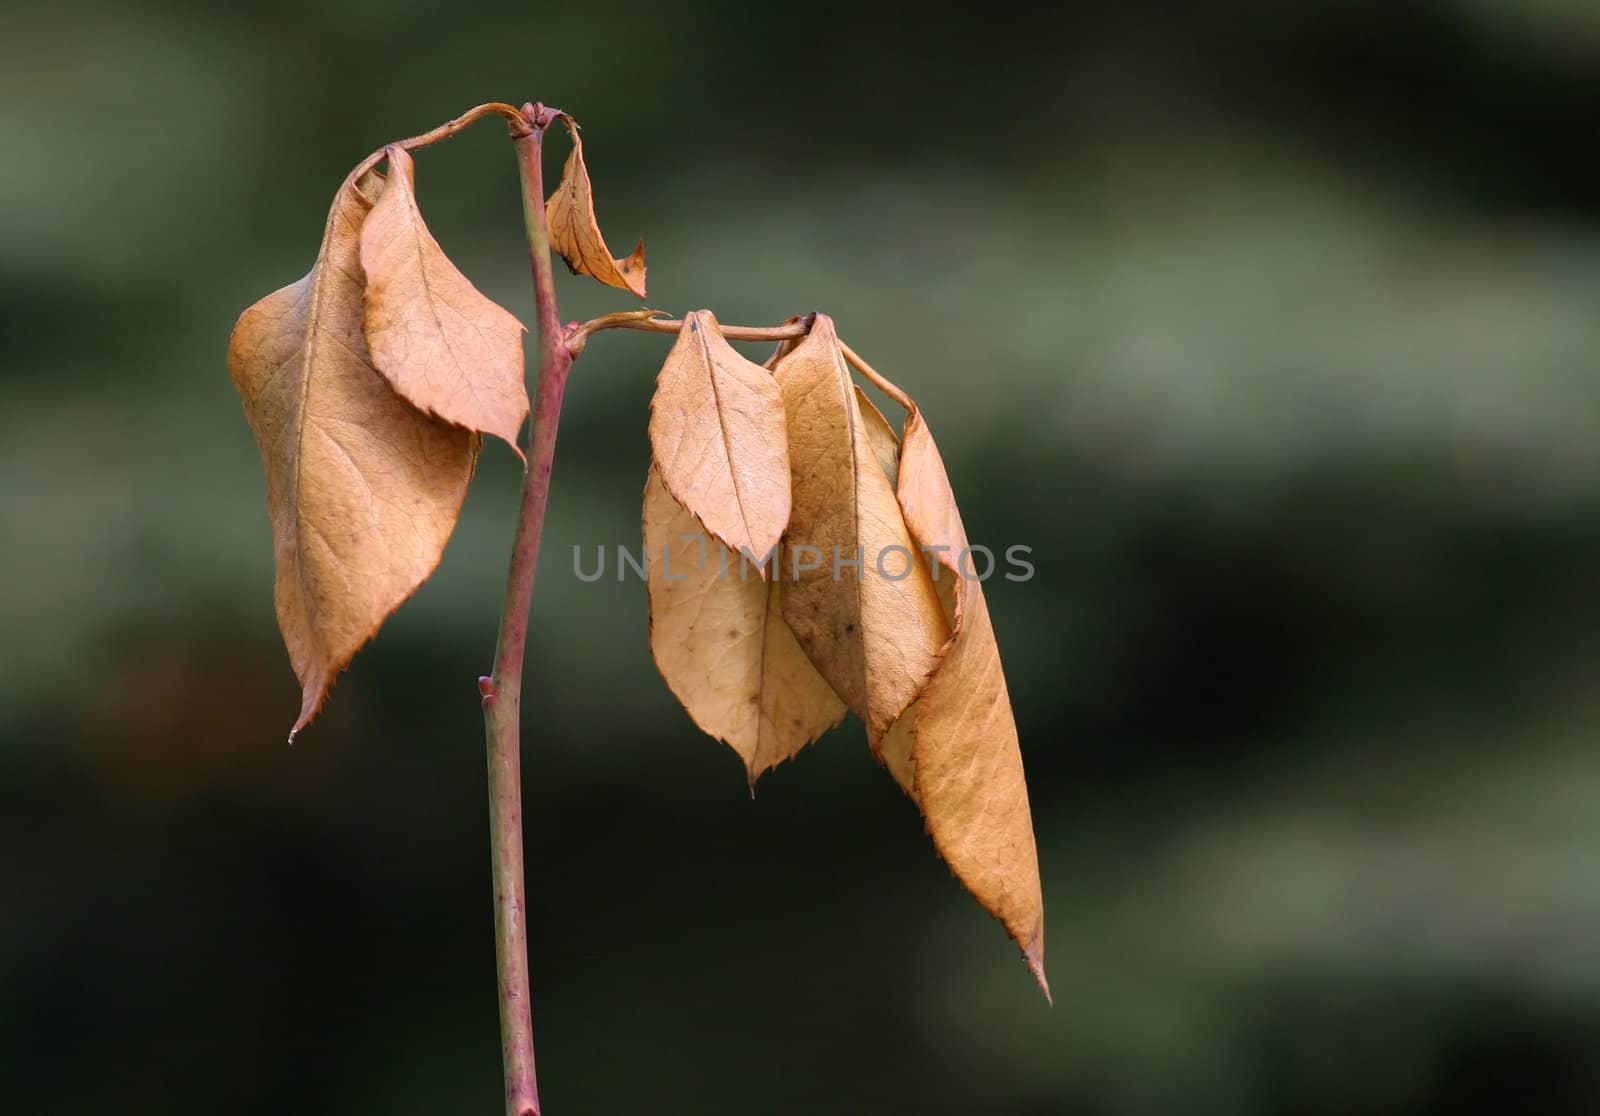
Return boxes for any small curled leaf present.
[545,116,646,298]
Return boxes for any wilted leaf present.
[887,396,1047,999]
[649,311,791,563]
[358,145,529,453]
[228,168,478,738]
[644,468,845,786]
[771,315,948,744]
[545,116,646,298]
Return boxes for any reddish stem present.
[481,103,571,1116]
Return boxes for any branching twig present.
[564,309,813,356]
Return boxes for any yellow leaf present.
[228,168,478,738]
[648,311,791,564]
[890,399,1048,1000]
[544,116,646,298]
[644,468,845,787]
[359,146,529,454]
[771,315,948,745]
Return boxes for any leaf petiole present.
[838,339,915,413]
[342,101,533,195]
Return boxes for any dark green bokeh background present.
[6,1,1600,1112]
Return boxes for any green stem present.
[480,102,571,1116]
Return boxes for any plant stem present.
[564,310,812,355]
[480,103,571,1116]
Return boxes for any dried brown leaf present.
[228,168,478,738]
[358,146,529,453]
[545,117,646,298]
[771,315,948,744]
[889,397,1047,999]
[644,468,845,786]
[855,386,901,488]
[648,311,791,563]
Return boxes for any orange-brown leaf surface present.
[644,468,845,786]
[888,396,1047,999]
[771,315,948,744]
[648,311,791,563]
[855,386,902,489]
[228,168,478,738]
[359,146,529,453]
[545,117,646,298]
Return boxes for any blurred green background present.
[5,0,1600,1112]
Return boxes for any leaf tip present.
[1025,933,1050,1005]
[621,239,647,298]
[291,674,329,743]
